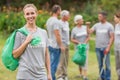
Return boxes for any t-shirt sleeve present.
[91,24,97,31]
[109,24,114,34]
[71,29,75,39]
[53,21,60,30]
[13,32,22,50]
[44,30,49,47]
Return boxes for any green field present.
[0,35,117,80]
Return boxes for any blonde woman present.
[71,15,89,80]
[12,4,52,80]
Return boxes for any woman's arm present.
[45,48,52,80]
[84,25,90,43]
[12,34,32,58]
[71,38,80,44]
[84,34,90,44]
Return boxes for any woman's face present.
[24,7,37,24]
[77,19,84,25]
[114,15,120,24]
[64,14,70,21]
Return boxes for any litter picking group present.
[1,3,120,80]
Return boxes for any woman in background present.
[71,15,89,80]
[114,12,120,80]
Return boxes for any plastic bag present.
[72,44,87,66]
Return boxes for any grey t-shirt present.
[46,16,61,48]
[71,25,88,44]
[114,24,120,50]
[92,22,114,48]
[59,20,70,46]
[14,27,48,79]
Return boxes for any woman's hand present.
[47,74,52,80]
[24,34,33,44]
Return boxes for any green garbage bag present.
[1,27,41,71]
[72,44,87,66]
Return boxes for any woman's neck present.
[77,24,82,27]
[118,21,120,24]
[25,23,37,32]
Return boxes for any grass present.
[0,34,117,80]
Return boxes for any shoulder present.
[72,27,77,31]
[38,27,47,32]
[82,25,87,28]
[94,22,100,26]
[106,22,114,28]
[37,27,47,35]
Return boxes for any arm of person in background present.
[45,48,52,80]
[71,38,80,44]
[84,34,90,44]
[71,28,80,44]
[104,32,114,54]
[12,34,33,58]
[54,29,65,52]
[86,22,94,34]
[84,23,91,44]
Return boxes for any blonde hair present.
[23,4,37,12]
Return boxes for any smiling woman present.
[23,4,37,26]
[11,4,52,80]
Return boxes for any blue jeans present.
[48,46,61,80]
[96,48,111,80]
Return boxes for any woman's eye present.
[31,12,35,15]
[26,13,29,15]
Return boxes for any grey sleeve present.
[109,25,114,34]
[91,24,97,31]
[71,29,75,39]
[44,30,49,47]
[53,22,60,30]
[13,32,21,50]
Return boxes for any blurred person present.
[114,12,120,80]
[87,11,114,80]
[71,15,90,80]
[56,10,70,80]
[46,5,64,80]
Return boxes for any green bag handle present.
[18,27,41,46]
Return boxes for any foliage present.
[0,11,50,33]
[0,12,25,33]
[0,10,98,33]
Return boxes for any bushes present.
[0,12,25,33]
[0,11,98,33]
[0,11,50,33]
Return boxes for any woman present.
[12,4,52,80]
[114,12,120,80]
[71,15,89,80]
